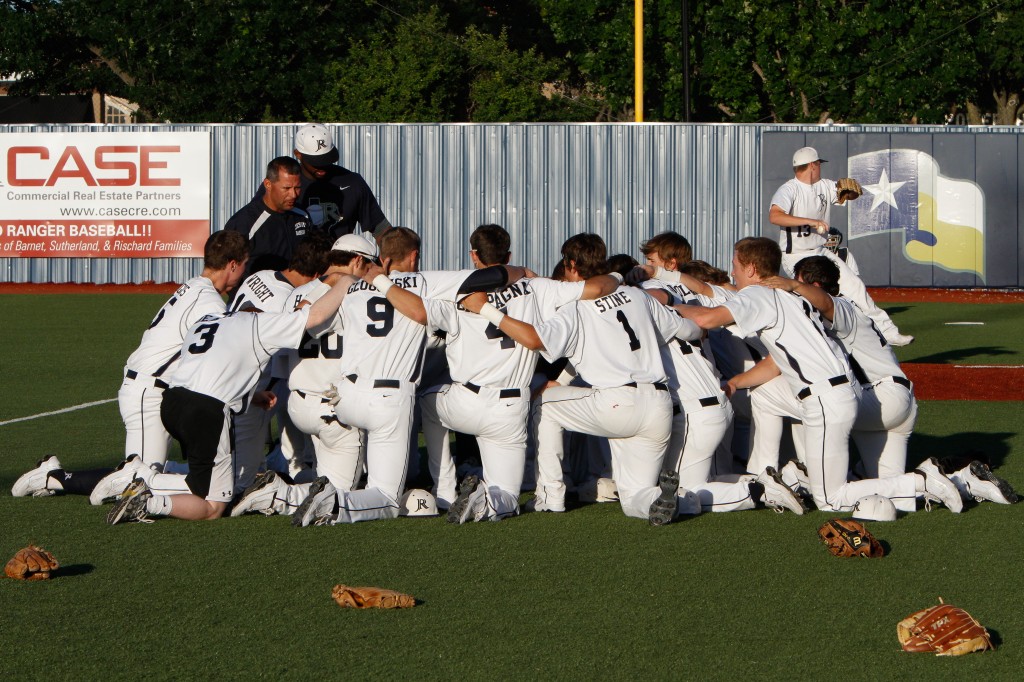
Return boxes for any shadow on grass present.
[910,431,1015,470]
[910,346,1017,364]
[56,563,95,578]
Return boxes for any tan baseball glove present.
[898,599,993,655]
[332,584,416,609]
[817,518,885,557]
[836,177,863,204]
[5,544,60,581]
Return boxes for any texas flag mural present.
[848,149,985,280]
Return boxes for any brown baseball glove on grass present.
[898,599,993,655]
[5,544,60,580]
[332,584,416,609]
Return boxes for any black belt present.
[893,376,911,389]
[464,382,521,399]
[296,390,330,403]
[126,369,169,390]
[346,374,400,389]
[625,381,669,392]
[698,396,719,407]
[797,375,848,400]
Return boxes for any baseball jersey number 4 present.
[485,322,515,349]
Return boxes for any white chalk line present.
[951,365,1024,369]
[0,398,116,426]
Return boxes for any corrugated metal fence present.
[1,122,1020,285]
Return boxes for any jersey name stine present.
[593,290,632,313]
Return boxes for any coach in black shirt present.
[226,156,318,275]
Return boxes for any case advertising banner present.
[1,131,210,258]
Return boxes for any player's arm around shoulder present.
[364,263,427,324]
[460,291,544,351]
[644,293,701,342]
[673,301,735,330]
[306,273,358,329]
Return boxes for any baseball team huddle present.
[11,129,1018,526]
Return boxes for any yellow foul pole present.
[635,0,643,122]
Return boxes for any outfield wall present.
[1,123,1021,286]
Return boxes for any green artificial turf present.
[1,295,1022,680]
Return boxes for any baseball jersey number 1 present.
[615,310,641,351]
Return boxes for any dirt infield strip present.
[2,284,1021,401]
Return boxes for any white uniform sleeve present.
[529,278,586,316]
[722,286,779,338]
[253,308,311,355]
[770,180,797,212]
[829,295,857,339]
[424,298,460,338]
[534,303,580,364]
[645,295,701,344]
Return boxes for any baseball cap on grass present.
[792,146,827,166]
[295,123,339,167]
[331,233,380,264]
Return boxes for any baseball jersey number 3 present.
[188,323,220,354]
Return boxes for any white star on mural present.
[863,169,908,212]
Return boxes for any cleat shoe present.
[11,455,63,497]
[291,476,337,527]
[962,461,1018,505]
[886,333,915,347]
[649,470,680,526]
[106,478,154,525]
[915,457,964,513]
[230,471,287,517]
[780,460,811,500]
[90,454,147,506]
[756,467,807,515]
[447,474,487,524]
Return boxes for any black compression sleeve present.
[456,265,509,294]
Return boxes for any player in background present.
[11,231,249,501]
[227,156,316,276]
[107,268,364,525]
[230,234,380,518]
[291,227,529,526]
[638,233,802,514]
[766,256,1016,506]
[769,146,913,346]
[421,224,621,524]
[675,237,963,514]
[461,234,706,525]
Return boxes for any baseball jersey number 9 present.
[615,310,642,351]
[188,323,220,354]
[366,297,395,337]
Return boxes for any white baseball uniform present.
[330,269,474,523]
[724,286,917,512]
[771,178,900,337]
[227,270,304,492]
[641,279,752,512]
[829,295,917,478]
[284,277,365,492]
[119,276,226,467]
[532,286,702,520]
[421,276,586,521]
[162,307,312,502]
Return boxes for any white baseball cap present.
[294,123,339,167]
[399,489,438,517]
[852,494,897,522]
[331,233,380,264]
[792,146,827,166]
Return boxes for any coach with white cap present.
[768,146,913,346]
[292,122,393,243]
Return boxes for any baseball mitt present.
[897,599,993,655]
[5,544,60,581]
[332,584,416,609]
[835,177,862,204]
[817,518,885,558]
